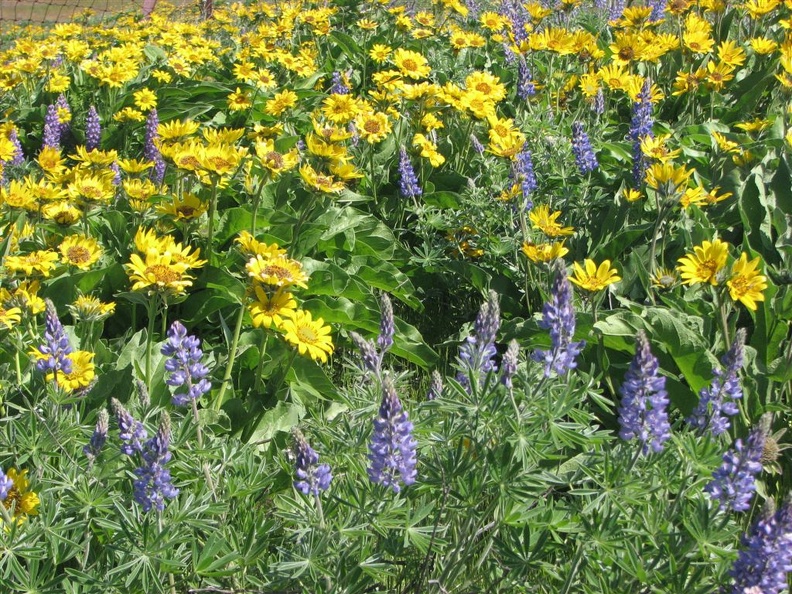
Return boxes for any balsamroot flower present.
[729,498,792,594]
[398,147,422,198]
[617,331,671,454]
[161,320,212,406]
[705,419,767,513]
[571,122,598,174]
[1,468,40,521]
[532,266,585,377]
[293,430,332,496]
[83,408,109,461]
[687,329,745,436]
[133,412,179,512]
[456,290,500,391]
[368,375,417,493]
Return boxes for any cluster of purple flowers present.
[514,146,537,210]
[83,409,109,461]
[85,105,102,151]
[349,293,396,380]
[293,431,332,496]
[517,58,535,100]
[531,267,585,377]
[687,329,745,436]
[42,95,71,150]
[705,420,766,513]
[730,498,792,594]
[500,0,528,46]
[456,290,500,391]
[161,321,212,407]
[367,375,418,493]
[113,398,148,456]
[398,147,422,199]
[36,300,73,377]
[330,71,349,95]
[144,109,166,186]
[617,331,671,454]
[571,122,598,175]
[0,468,13,500]
[629,79,654,187]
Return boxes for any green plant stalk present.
[253,331,269,394]
[214,304,246,412]
[145,293,160,395]
[250,175,269,235]
[206,175,219,266]
[158,512,177,594]
[191,397,217,498]
[243,349,298,443]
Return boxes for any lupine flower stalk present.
[8,129,24,166]
[36,299,73,376]
[112,398,147,456]
[42,104,61,150]
[161,321,212,406]
[517,58,535,99]
[705,418,767,513]
[571,122,598,174]
[398,147,422,198]
[83,408,109,461]
[55,94,71,139]
[729,498,792,594]
[647,0,666,21]
[501,340,520,388]
[629,79,654,187]
[593,88,605,115]
[377,293,394,353]
[471,134,485,156]
[617,331,671,454]
[0,468,13,501]
[427,369,443,400]
[133,412,179,512]
[456,290,500,391]
[330,71,349,95]
[368,375,417,493]
[144,109,165,185]
[687,328,745,436]
[531,266,585,377]
[514,146,537,210]
[85,105,101,151]
[350,331,380,377]
[293,430,332,496]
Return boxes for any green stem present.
[243,350,298,443]
[253,331,269,394]
[192,397,217,498]
[368,144,378,201]
[213,304,246,411]
[145,294,159,394]
[206,176,219,266]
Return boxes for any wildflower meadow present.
[0,0,791,591]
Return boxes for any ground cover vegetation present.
[0,0,791,591]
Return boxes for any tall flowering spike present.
[514,146,537,210]
[36,299,73,376]
[377,293,395,353]
[571,122,598,175]
[330,71,349,95]
[501,340,520,388]
[9,129,24,166]
[617,331,671,454]
[398,147,422,198]
[85,105,101,151]
[42,104,61,150]
[144,109,165,186]
[427,369,443,400]
[368,375,418,493]
[531,266,586,377]
[55,94,71,139]
[609,0,626,20]
[517,58,535,100]
[0,468,13,501]
[501,0,528,45]
[687,328,746,436]
[470,134,485,156]
[161,320,212,406]
[629,79,654,188]
[133,411,179,512]
[647,0,666,21]
[730,498,792,594]
[83,408,109,460]
[705,417,768,513]
[593,88,605,115]
[293,430,332,496]
[457,291,500,391]
[135,378,150,409]
[349,331,380,377]
[111,398,147,456]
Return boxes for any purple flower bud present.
[457,291,501,391]
[330,71,349,95]
[133,412,179,512]
[427,369,443,401]
[293,430,332,496]
[471,134,485,156]
[501,339,520,388]
[629,79,653,188]
[377,294,395,353]
[398,147,422,198]
[517,58,535,100]
[514,146,537,210]
[8,129,24,166]
[43,104,61,150]
[83,408,109,460]
[0,468,13,501]
[144,109,165,186]
[705,420,767,513]
[112,398,148,456]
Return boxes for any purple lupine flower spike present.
[161,321,212,406]
[514,146,537,210]
[9,129,24,166]
[368,375,417,493]
[133,411,179,512]
[0,468,13,501]
[330,71,349,95]
[617,330,671,454]
[687,329,746,436]
[36,299,73,376]
[112,398,147,456]
[629,79,653,188]
[398,147,422,198]
[593,88,605,115]
[471,134,485,156]
[427,369,443,401]
[571,122,598,174]
[729,497,792,593]
[83,408,109,460]
[85,105,101,151]
[501,339,519,388]
[456,290,500,391]
[377,294,395,353]
[349,331,380,377]
[43,104,61,150]
[517,58,535,100]
[293,430,332,496]
[531,265,585,377]
[144,109,165,186]
[705,417,768,513]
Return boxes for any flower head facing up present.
[112,398,147,456]
[618,331,671,454]
[83,408,109,461]
[368,375,418,493]
[532,265,586,377]
[377,293,395,353]
[569,259,621,292]
[280,309,334,363]
[456,290,500,390]
[677,238,729,286]
[293,430,332,496]
[161,320,212,406]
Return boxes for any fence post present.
[201,0,213,18]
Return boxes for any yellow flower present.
[113,107,146,123]
[623,188,643,202]
[199,143,247,177]
[355,111,392,144]
[157,193,208,221]
[2,468,39,522]
[521,240,569,263]
[133,88,157,112]
[68,295,116,322]
[569,259,621,292]
[254,139,300,177]
[4,250,60,277]
[248,286,297,329]
[125,252,196,296]
[727,253,768,310]
[651,267,678,290]
[67,172,116,204]
[280,309,334,363]
[393,48,431,79]
[59,235,102,270]
[48,350,95,391]
[264,89,298,117]
[0,305,22,329]
[529,205,575,237]
[247,254,309,289]
[645,162,692,195]
[676,239,730,285]
[0,180,37,210]
[235,231,288,259]
[369,44,392,63]
[322,93,360,124]
[228,87,252,111]
[299,164,346,193]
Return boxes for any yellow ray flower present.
[569,259,621,292]
[727,253,768,310]
[280,309,334,363]
[677,239,729,285]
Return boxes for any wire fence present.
[0,0,206,24]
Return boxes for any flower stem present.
[253,331,268,394]
[213,304,246,411]
[145,294,159,394]
[206,175,219,266]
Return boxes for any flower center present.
[297,325,318,344]
[146,265,181,283]
[67,246,91,263]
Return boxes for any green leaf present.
[247,400,305,445]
